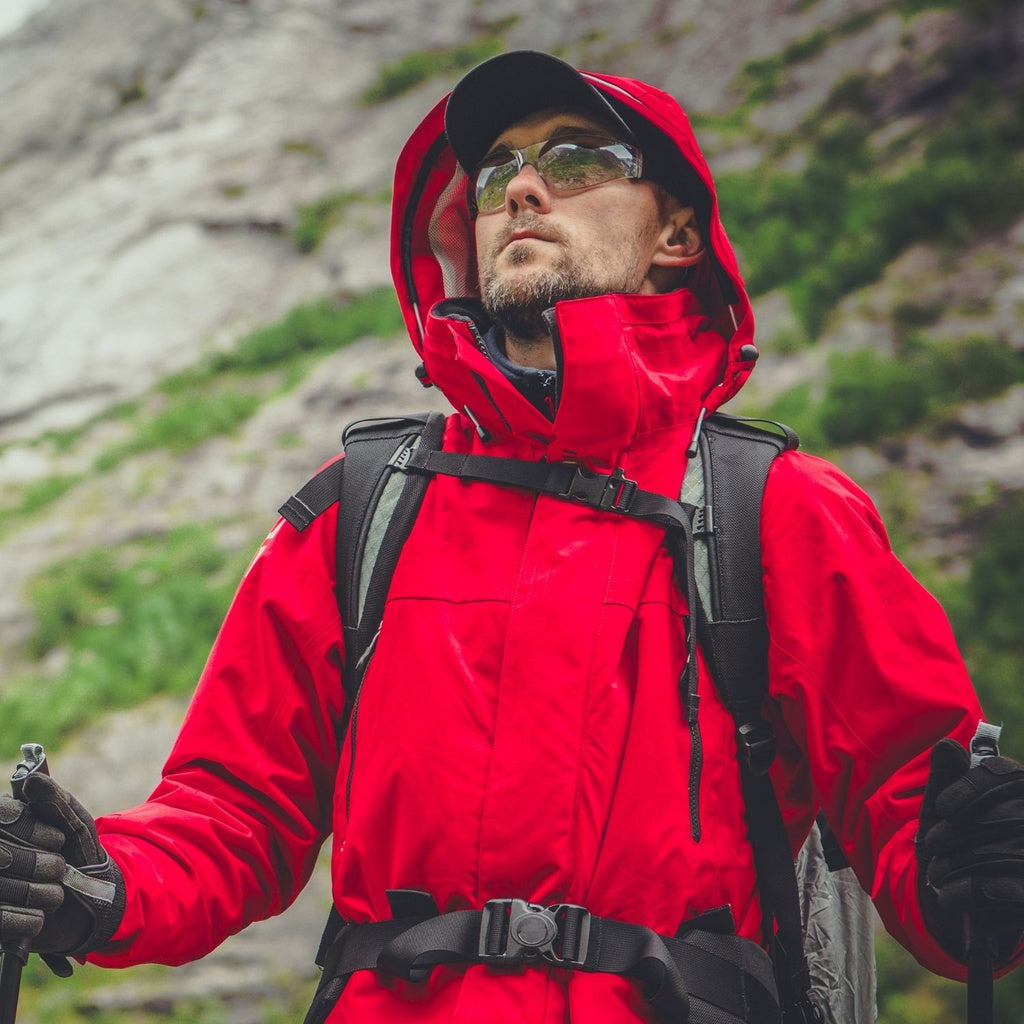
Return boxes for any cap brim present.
[444,50,635,174]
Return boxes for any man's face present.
[473,108,672,341]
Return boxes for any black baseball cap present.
[444,50,709,216]
[444,50,635,172]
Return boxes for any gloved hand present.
[0,772,125,973]
[917,737,1024,966]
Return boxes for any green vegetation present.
[111,69,147,107]
[16,952,315,1024]
[0,287,404,530]
[205,287,404,374]
[11,473,83,518]
[94,288,402,469]
[954,490,1024,729]
[718,82,1024,334]
[2,526,246,748]
[279,139,326,161]
[360,23,516,104]
[95,288,403,471]
[292,189,390,253]
[766,335,1024,450]
[735,9,882,110]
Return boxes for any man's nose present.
[503,163,552,215]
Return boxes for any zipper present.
[541,307,564,413]
[668,526,703,843]
[344,625,381,818]
[684,652,702,843]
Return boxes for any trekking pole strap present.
[318,898,781,1024]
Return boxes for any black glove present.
[0,772,126,973]
[917,737,1024,965]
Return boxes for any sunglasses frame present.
[469,136,644,217]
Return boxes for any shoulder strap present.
[335,412,447,700]
[686,413,797,731]
[684,414,822,1021]
[276,412,448,702]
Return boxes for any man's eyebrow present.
[482,124,622,161]
[547,125,621,143]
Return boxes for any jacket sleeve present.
[760,449,986,980]
[88,501,347,967]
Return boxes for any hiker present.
[2,49,1024,1024]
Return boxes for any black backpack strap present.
[277,412,448,704]
[279,460,344,532]
[334,412,447,701]
[691,414,820,1022]
[311,896,781,1024]
[696,414,796,737]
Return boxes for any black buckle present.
[737,720,777,776]
[479,899,591,967]
[561,466,637,513]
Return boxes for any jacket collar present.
[421,288,732,496]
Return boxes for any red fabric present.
[90,67,993,1019]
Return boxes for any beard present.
[478,218,652,342]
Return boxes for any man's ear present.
[651,205,704,269]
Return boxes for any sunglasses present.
[471,135,644,216]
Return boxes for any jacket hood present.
[388,57,758,443]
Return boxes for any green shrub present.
[209,287,404,373]
[718,82,1024,336]
[88,288,404,476]
[293,190,360,253]
[763,381,825,452]
[361,33,512,104]
[819,349,929,445]
[5,527,245,747]
[816,337,1024,446]
[8,473,82,519]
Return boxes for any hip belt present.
[306,892,782,1024]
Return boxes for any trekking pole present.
[965,723,1002,1024]
[0,744,49,1024]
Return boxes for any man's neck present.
[504,332,556,371]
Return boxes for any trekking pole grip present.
[0,744,49,1024]
[965,723,1001,1024]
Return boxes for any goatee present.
[481,261,596,341]
[478,217,651,343]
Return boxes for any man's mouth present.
[507,230,551,245]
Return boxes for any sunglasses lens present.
[538,142,638,192]
[472,140,641,214]
[475,160,519,214]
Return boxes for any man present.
[2,50,1024,1024]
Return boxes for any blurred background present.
[0,0,1022,1020]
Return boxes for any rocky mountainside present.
[1,0,1023,1020]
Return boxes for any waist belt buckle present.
[479,899,591,968]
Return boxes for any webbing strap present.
[279,459,344,532]
[318,901,780,1024]
[691,418,818,1023]
[397,446,694,530]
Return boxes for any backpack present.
[280,411,876,1024]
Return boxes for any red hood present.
[388,69,757,485]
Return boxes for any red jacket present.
[92,69,986,1021]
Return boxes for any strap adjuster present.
[737,720,777,776]
[479,899,591,967]
[561,466,638,513]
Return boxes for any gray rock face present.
[0,0,421,439]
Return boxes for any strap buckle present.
[561,466,638,513]
[479,899,591,968]
[737,719,777,776]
